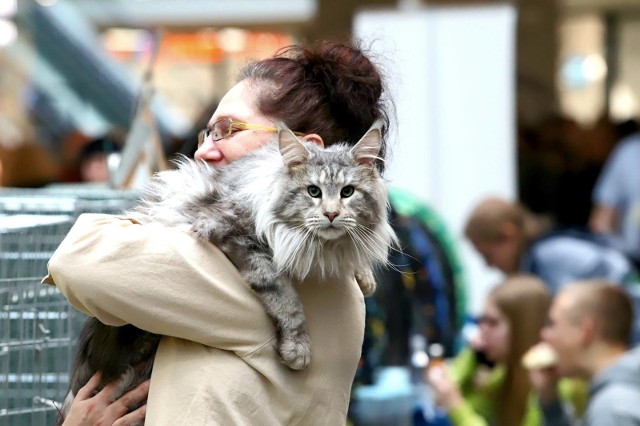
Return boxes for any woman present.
[427,275,586,426]
[45,40,392,425]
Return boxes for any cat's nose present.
[324,211,339,222]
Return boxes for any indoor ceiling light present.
[0,0,17,18]
[0,19,17,48]
[36,0,58,6]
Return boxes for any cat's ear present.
[276,122,310,169]
[351,119,383,168]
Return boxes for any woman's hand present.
[62,372,149,426]
[426,366,464,411]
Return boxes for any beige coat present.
[44,214,365,425]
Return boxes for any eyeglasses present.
[198,117,305,146]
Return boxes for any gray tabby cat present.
[60,121,396,423]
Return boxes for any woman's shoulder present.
[71,213,231,252]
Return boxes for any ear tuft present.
[277,122,309,168]
[351,119,383,167]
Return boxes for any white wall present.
[615,16,640,121]
[354,4,517,314]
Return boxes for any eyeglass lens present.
[211,118,231,141]
[198,118,231,146]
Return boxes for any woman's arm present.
[447,401,489,426]
[44,214,273,354]
[427,364,488,426]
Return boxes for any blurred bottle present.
[410,336,451,426]
[428,343,445,369]
[410,334,429,384]
[410,334,434,423]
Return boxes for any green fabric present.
[388,188,468,334]
[449,400,493,426]
[446,348,588,426]
[448,348,501,425]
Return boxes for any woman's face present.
[471,236,520,275]
[477,301,511,363]
[194,80,277,166]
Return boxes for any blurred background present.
[0,0,638,303]
[1,0,640,424]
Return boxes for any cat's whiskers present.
[348,226,404,274]
[353,224,399,256]
[283,227,314,272]
[271,223,318,278]
[353,222,399,250]
[346,227,381,261]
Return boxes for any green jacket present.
[447,348,587,426]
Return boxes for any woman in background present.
[427,275,586,426]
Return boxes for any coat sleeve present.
[43,213,274,356]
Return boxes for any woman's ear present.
[302,134,324,148]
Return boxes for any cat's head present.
[273,121,387,242]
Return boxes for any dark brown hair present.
[488,275,552,426]
[238,40,391,172]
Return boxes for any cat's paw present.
[355,269,377,296]
[278,335,311,370]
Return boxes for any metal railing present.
[0,186,138,425]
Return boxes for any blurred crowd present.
[351,113,640,426]
[518,114,638,232]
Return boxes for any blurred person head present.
[475,275,552,425]
[464,196,552,275]
[195,41,390,170]
[79,136,121,183]
[541,280,633,380]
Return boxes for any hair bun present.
[301,41,384,137]
[240,39,391,172]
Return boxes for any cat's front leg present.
[242,257,311,370]
[276,318,311,371]
[355,268,377,296]
[253,277,311,370]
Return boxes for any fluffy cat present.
[59,122,397,423]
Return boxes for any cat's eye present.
[308,185,322,198]
[340,186,355,198]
